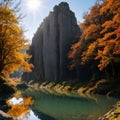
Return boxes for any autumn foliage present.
[0,1,33,76]
[69,0,120,78]
[7,97,34,118]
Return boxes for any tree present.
[0,0,33,76]
[95,0,120,71]
[69,0,120,80]
[68,1,104,68]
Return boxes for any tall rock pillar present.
[22,2,80,82]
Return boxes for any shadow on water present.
[34,110,56,120]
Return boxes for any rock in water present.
[22,2,80,82]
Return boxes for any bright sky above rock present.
[20,0,96,41]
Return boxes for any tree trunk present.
[105,68,110,81]
[0,64,4,75]
[111,62,115,80]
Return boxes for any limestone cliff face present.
[23,2,80,82]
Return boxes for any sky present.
[20,0,96,42]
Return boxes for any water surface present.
[23,90,118,120]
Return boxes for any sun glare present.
[27,0,42,11]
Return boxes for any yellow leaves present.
[9,24,22,35]
[0,6,18,23]
[21,62,34,72]
[0,4,33,75]
[20,53,34,72]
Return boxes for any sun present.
[27,0,42,11]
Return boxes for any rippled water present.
[23,90,118,120]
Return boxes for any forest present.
[0,0,120,120]
[68,0,120,93]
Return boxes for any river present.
[23,89,118,120]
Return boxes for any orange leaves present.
[81,41,97,64]
[68,42,81,69]
[71,42,80,50]
[100,21,114,34]
[95,50,112,71]
[24,97,34,106]
[116,27,120,40]
[7,97,34,118]
[7,104,29,118]
[69,42,80,58]
[95,37,120,70]
[95,0,120,70]
[68,2,103,70]
[100,0,120,14]
[113,41,120,55]
[68,0,120,72]
[100,0,110,14]
[84,24,99,40]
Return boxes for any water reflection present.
[8,97,23,105]
[23,90,118,120]
[7,97,41,120]
[17,110,40,120]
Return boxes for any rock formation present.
[23,2,80,82]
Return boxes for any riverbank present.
[26,80,120,120]
[99,101,120,120]
[1,76,120,120]
[0,76,35,120]
[27,80,120,99]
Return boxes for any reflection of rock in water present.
[34,110,56,120]
[17,110,41,120]
[7,97,35,119]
